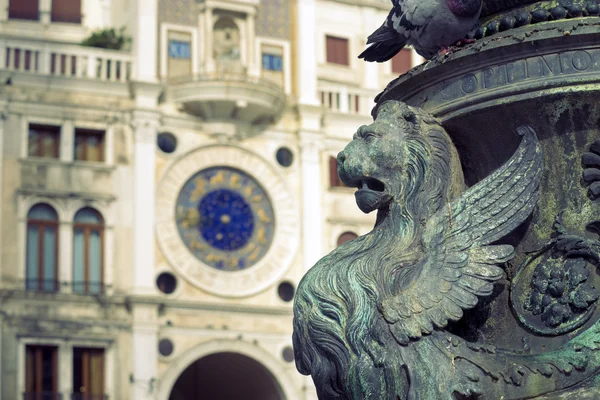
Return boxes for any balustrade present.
[0,38,133,82]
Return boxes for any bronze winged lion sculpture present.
[293,100,600,399]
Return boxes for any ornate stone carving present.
[292,101,600,399]
[583,139,600,200]
[509,215,600,335]
[155,145,299,297]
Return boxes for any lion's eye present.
[363,132,377,141]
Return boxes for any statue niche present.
[213,17,243,75]
[292,101,600,399]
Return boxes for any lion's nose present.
[337,151,345,164]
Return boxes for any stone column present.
[295,0,319,106]
[130,111,159,400]
[246,15,256,76]
[0,0,8,21]
[131,111,159,294]
[361,7,381,90]
[40,0,51,24]
[58,221,72,293]
[60,120,74,163]
[300,121,324,270]
[131,0,158,82]
[0,102,4,281]
[131,305,158,400]
[59,343,71,398]
[202,7,215,74]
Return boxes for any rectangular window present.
[74,128,105,162]
[167,31,192,78]
[261,44,284,88]
[73,348,105,399]
[8,0,39,21]
[51,0,82,24]
[25,345,59,400]
[168,41,191,59]
[391,49,413,74]
[329,156,346,187]
[326,35,349,66]
[28,124,60,159]
[262,54,283,71]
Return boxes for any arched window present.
[26,204,59,292]
[337,231,358,247]
[73,208,104,294]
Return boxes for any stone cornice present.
[0,289,294,316]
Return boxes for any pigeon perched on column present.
[359,0,482,61]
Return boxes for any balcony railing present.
[319,87,375,116]
[22,393,108,400]
[25,279,60,292]
[24,279,108,295]
[71,394,108,400]
[23,392,62,400]
[1,37,133,82]
[167,71,284,93]
[20,158,115,200]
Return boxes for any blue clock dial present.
[175,167,275,271]
[199,189,254,251]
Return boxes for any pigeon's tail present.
[359,25,406,62]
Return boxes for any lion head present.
[293,101,467,399]
[337,100,465,223]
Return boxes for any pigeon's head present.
[337,101,465,216]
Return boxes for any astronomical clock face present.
[175,167,275,271]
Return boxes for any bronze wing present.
[382,126,543,345]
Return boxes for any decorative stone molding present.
[155,144,299,297]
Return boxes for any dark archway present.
[169,352,285,400]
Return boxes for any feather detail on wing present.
[382,126,543,346]
[359,28,407,62]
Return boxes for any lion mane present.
[292,101,465,399]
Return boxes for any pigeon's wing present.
[382,126,543,345]
[359,1,422,62]
[392,0,437,32]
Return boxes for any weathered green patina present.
[293,2,600,398]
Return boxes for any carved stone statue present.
[292,101,600,399]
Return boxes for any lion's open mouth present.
[354,177,390,214]
[356,178,385,192]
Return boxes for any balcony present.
[71,394,109,400]
[318,85,376,116]
[24,280,108,295]
[166,72,286,126]
[22,393,108,400]
[0,37,133,83]
[23,393,62,400]
[19,158,116,201]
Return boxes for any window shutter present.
[340,38,349,65]
[391,49,412,74]
[326,36,335,64]
[51,0,81,23]
[329,156,341,187]
[326,36,349,66]
[8,0,39,20]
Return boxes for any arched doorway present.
[169,352,285,400]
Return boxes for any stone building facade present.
[0,0,420,399]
